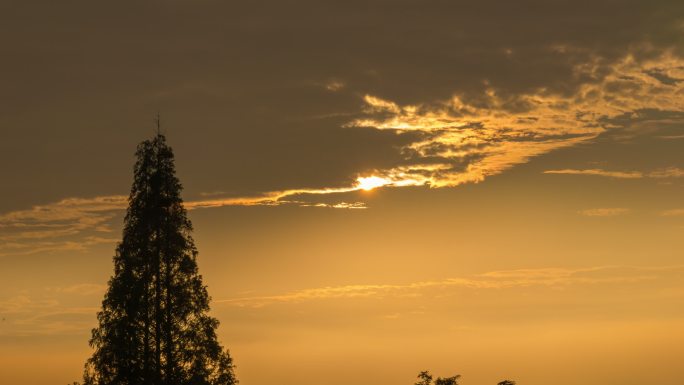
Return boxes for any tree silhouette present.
[82,134,236,385]
[415,371,516,385]
[415,371,461,385]
[415,371,433,385]
[435,376,461,385]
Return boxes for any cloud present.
[0,186,374,256]
[336,52,684,189]
[544,169,644,178]
[0,196,126,227]
[301,202,367,209]
[186,185,366,209]
[649,167,684,178]
[2,160,681,258]
[544,167,684,179]
[216,265,684,308]
[3,264,681,336]
[661,209,684,217]
[324,80,345,92]
[658,134,684,140]
[0,282,114,337]
[2,0,684,215]
[3,46,684,259]
[0,197,127,257]
[0,237,118,258]
[51,283,107,296]
[578,208,631,217]
[0,289,99,336]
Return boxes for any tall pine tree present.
[83,134,236,385]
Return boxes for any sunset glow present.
[356,176,390,191]
[2,2,683,385]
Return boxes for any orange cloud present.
[216,265,683,308]
[578,208,631,217]
[661,209,684,217]
[544,167,684,179]
[544,169,644,178]
[344,52,684,188]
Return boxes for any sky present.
[1,1,683,384]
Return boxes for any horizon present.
[1,1,683,384]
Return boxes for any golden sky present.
[1,1,683,384]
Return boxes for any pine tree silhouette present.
[82,134,236,385]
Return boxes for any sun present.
[356,176,390,191]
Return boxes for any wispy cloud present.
[544,169,644,179]
[0,196,126,233]
[658,134,684,140]
[649,167,684,178]
[50,283,107,296]
[324,80,345,92]
[185,183,372,209]
[0,197,126,257]
[0,237,118,258]
[0,282,105,337]
[300,202,367,209]
[544,167,684,179]
[578,208,631,217]
[661,209,684,217]
[341,53,684,188]
[0,288,100,336]
[1,266,681,336]
[0,188,371,256]
[216,265,684,308]
[3,53,684,258]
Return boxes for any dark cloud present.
[0,0,682,210]
[644,68,684,86]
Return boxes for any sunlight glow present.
[356,176,390,191]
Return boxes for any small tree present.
[82,133,236,385]
[497,381,516,385]
[416,371,461,385]
[435,375,461,385]
[415,371,433,385]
